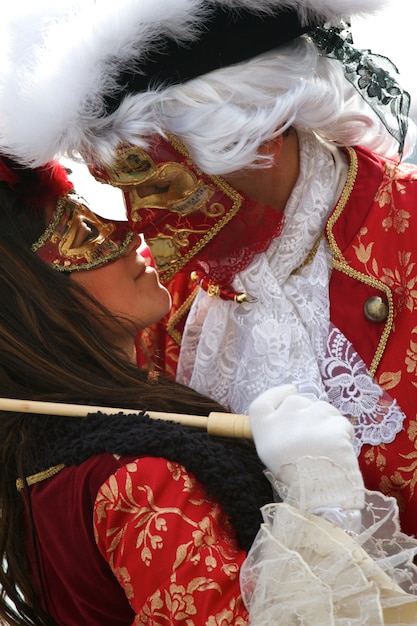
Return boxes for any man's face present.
[88,136,244,281]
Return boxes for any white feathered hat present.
[0,0,387,166]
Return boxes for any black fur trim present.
[24,412,274,551]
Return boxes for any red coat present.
[141,146,417,538]
[326,146,417,538]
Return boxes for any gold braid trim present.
[31,196,69,251]
[167,284,200,346]
[16,464,66,491]
[160,134,244,283]
[325,147,393,377]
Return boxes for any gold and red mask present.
[88,134,284,292]
[31,192,133,271]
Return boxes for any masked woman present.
[0,158,416,626]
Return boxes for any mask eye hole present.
[83,222,99,242]
[136,182,171,198]
[73,220,100,248]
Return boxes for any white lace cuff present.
[268,456,365,512]
[240,489,417,625]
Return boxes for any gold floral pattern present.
[352,226,374,267]
[352,234,417,316]
[94,457,248,624]
[206,598,247,625]
[377,369,402,392]
[378,252,417,313]
[405,327,417,385]
[375,161,413,233]
[391,419,417,504]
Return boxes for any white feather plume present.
[0,0,387,165]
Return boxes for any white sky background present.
[67,0,417,214]
[61,157,127,220]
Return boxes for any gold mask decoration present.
[32,193,133,271]
[88,135,243,281]
[91,143,215,219]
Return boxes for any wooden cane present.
[0,397,252,439]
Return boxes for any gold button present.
[363,296,388,322]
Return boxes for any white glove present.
[249,385,365,511]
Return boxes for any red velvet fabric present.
[26,454,136,625]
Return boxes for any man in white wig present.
[4,1,417,623]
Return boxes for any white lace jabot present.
[177,131,406,454]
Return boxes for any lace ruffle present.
[321,326,405,454]
[240,460,417,626]
[177,132,338,410]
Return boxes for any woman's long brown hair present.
[0,186,225,625]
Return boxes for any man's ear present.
[258,133,284,163]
